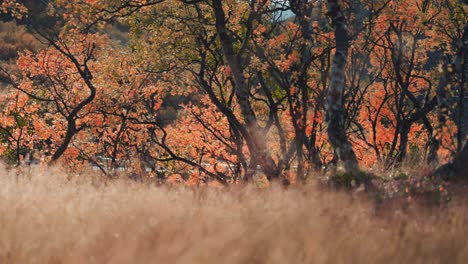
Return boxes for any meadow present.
[1,164,468,263]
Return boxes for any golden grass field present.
[1,164,468,263]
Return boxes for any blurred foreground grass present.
[1,164,468,263]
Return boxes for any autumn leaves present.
[0,0,466,184]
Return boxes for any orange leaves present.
[254,24,267,35]
[0,0,464,177]
[305,112,323,137]
[0,91,40,158]
[153,101,163,112]
[160,95,238,181]
[0,116,15,127]
[16,51,33,71]
[1,29,164,166]
[274,51,300,72]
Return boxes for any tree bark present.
[325,0,359,171]
[50,121,78,162]
[396,124,410,163]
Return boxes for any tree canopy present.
[0,0,466,185]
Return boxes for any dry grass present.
[1,164,468,263]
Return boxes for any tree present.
[1,0,467,185]
[435,0,468,178]
[325,0,359,171]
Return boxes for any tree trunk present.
[50,120,77,163]
[456,24,467,151]
[435,136,468,179]
[396,124,410,163]
[212,0,279,179]
[435,21,468,178]
[423,119,439,164]
[325,0,359,171]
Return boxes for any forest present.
[0,0,467,183]
[0,0,468,262]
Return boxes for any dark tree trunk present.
[396,124,410,163]
[435,19,468,178]
[456,24,468,151]
[435,137,468,178]
[50,121,77,162]
[325,0,359,171]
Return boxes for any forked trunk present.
[212,0,279,179]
